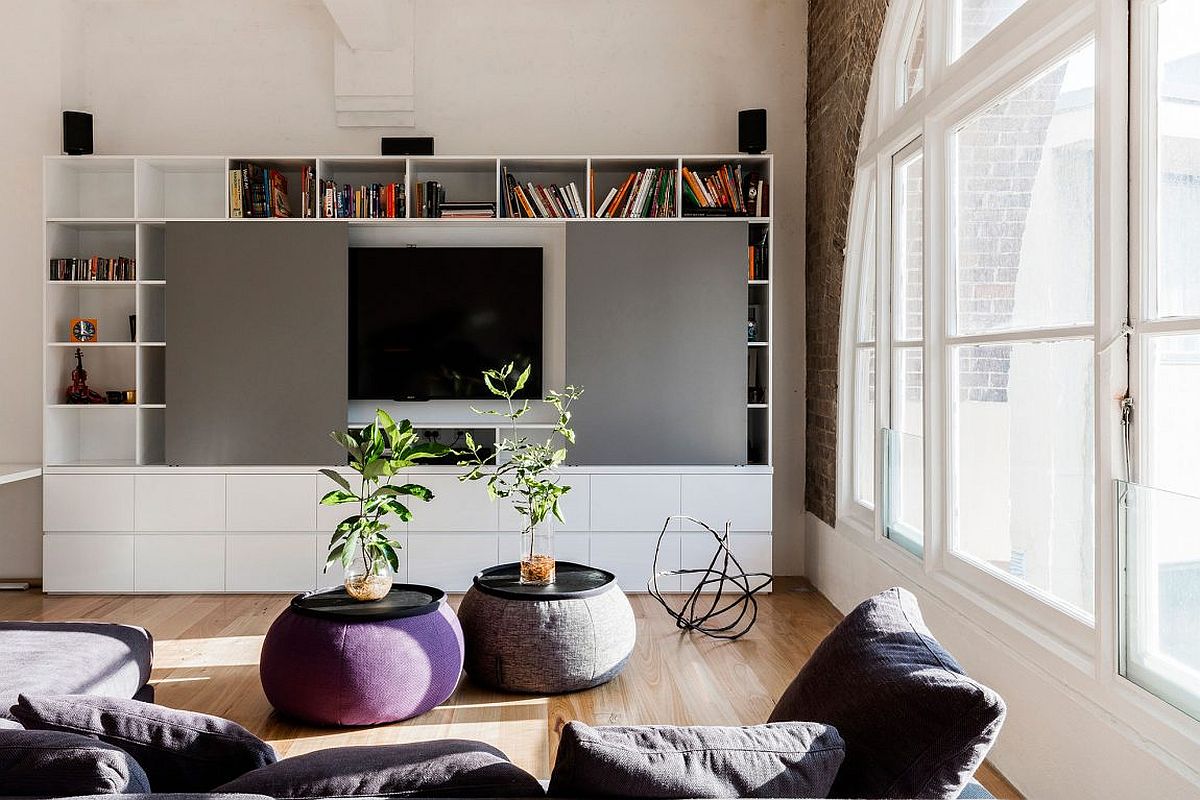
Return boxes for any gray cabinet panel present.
[565,222,746,465]
[165,222,348,465]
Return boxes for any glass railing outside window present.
[1118,480,1200,722]
[883,428,924,557]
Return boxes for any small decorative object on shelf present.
[128,315,136,341]
[321,409,449,602]
[105,390,124,405]
[461,362,584,586]
[124,389,136,404]
[648,515,773,641]
[69,317,98,343]
[65,348,105,405]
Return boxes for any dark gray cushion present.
[0,621,153,726]
[215,739,545,798]
[11,694,276,792]
[548,721,845,798]
[768,587,1006,799]
[0,729,151,795]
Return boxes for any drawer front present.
[135,534,224,591]
[227,475,316,532]
[680,474,772,533]
[135,474,225,532]
[589,474,681,532]
[679,533,773,593]
[406,533,499,591]
[589,532,680,593]
[43,534,134,592]
[499,475,590,532]
[225,533,316,592]
[43,474,134,532]
[409,475,498,532]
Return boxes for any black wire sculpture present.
[647,515,773,641]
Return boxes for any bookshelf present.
[44,154,773,467]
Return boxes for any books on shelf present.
[748,226,769,281]
[50,256,135,282]
[594,167,676,218]
[681,163,769,217]
[502,168,585,218]
[319,180,406,218]
[415,180,495,218]
[228,162,294,218]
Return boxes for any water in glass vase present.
[520,520,555,585]
[344,549,394,601]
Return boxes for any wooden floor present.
[0,579,1018,798]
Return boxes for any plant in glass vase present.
[460,362,583,585]
[321,409,449,601]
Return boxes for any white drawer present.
[589,532,680,593]
[43,534,134,592]
[225,533,316,592]
[590,474,681,531]
[135,474,225,532]
[679,532,773,593]
[135,534,224,591]
[499,474,590,532]
[406,533,499,591]
[227,475,316,532]
[409,475,498,532]
[680,474,772,533]
[43,474,134,532]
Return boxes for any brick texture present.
[805,0,888,525]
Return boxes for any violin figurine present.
[66,347,106,405]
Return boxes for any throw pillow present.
[0,729,150,794]
[547,721,845,798]
[768,586,1006,799]
[215,739,545,798]
[11,694,277,792]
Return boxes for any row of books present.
[319,180,406,218]
[682,163,768,217]
[414,180,496,218]
[594,168,677,218]
[501,169,586,218]
[50,256,136,282]
[229,162,293,218]
[748,226,769,281]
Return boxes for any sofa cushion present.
[768,587,1006,799]
[0,621,152,725]
[0,729,151,795]
[11,694,276,792]
[547,721,845,798]
[215,739,545,798]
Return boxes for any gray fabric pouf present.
[458,562,636,694]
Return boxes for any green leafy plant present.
[321,409,450,576]
[460,363,583,550]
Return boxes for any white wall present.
[0,0,808,577]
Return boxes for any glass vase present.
[343,548,394,601]
[520,519,555,585]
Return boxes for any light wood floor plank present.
[0,580,1020,798]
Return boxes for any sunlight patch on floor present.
[153,635,264,668]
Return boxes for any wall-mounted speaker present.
[738,109,766,155]
[62,111,93,156]
[381,136,435,156]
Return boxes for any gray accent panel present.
[565,222,746,465]
[165,222,348,465]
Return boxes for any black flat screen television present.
[348,246,543,400]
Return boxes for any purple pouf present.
[260,599,463,727]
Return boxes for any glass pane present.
[1120,480,1200,723]
[857,190,877,343]
[902,7,926,103]
[953,43,1095,335]
[854,348,877,507]
[1155,0,1200,319]
[894,148,924,341]
[893,347,924,436]
[1147,335,1200,498]
[955,0,1029,57]
[952,339,1094,615]
[883,428,924,556]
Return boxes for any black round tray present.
[472,561,616,601]
[291,584,446,621]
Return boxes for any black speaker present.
[738,109,766,155]
[381,136,434,156]
[62,110,93,156]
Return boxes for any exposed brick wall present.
[805,0,888,524]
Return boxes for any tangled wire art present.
[647,515,773,641]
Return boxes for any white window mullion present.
[926,111,949,573]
